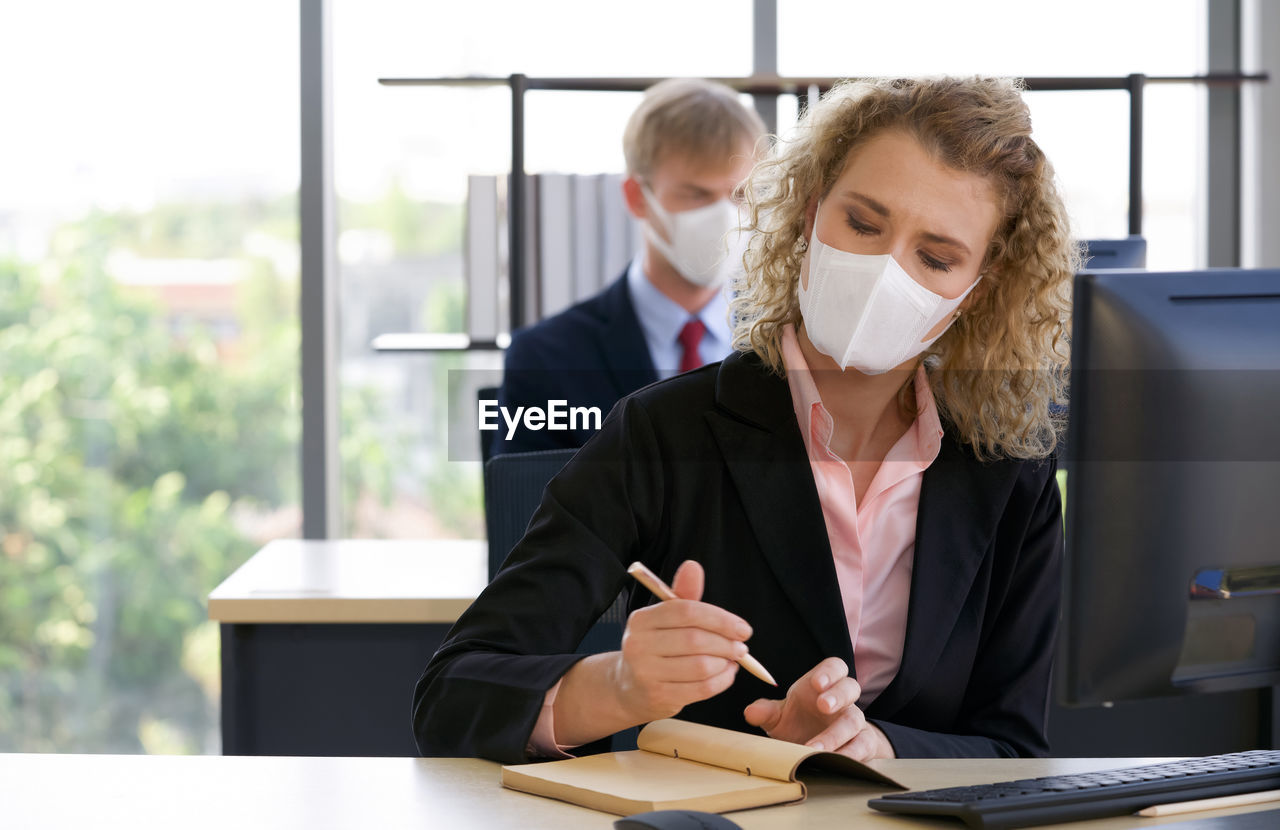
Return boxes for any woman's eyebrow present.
[842,190,972,257]
[842,191,891,217]
[921,231,971,257]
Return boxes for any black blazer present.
[416,350,1063,762]
[492,273,658,455]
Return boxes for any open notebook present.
[501,718,906,816]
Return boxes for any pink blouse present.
[528,327,942,756]
[779,324,943,704]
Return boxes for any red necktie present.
[677,319,707,374]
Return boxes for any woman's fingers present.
[630,661,740,715]
[637,654,738,683]
[616,578,754,719]
[614,561,763,720]
[739,656,864,746]
[629,598,752,642]
[611,655,742,717]
[836,725,882,762]
[806,703,867,753]
[743,697,783,731]
[814,676,861,715]
[636,626,749,661]
[670,559,705,601]
[806,656,851,695]
[670,661,739,700]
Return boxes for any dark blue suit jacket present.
[491,272,658,456]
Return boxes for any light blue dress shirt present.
[626,257,733,380]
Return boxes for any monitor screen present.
[1059,268,1280,706]
[1082,236,1147,269]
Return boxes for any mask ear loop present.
[952,271,986,321]
[639,184,674,240]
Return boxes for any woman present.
[414,76,1076,763]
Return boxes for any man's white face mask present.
[798,217,981,375]
[641,186,746,288]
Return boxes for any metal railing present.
[375,71,1269,350]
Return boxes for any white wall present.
[1242,0,1280,268]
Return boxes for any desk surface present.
[2,754,1274,830]
[207,538,487,623]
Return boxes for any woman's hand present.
[742,657,895,761]
[608,559,751,723]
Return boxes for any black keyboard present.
[867,750,1280,829]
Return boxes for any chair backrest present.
[476,385,500,463]
[483,448,627,627]
[481,447,636,751]
[483,448,577,578]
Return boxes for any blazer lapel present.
[866,434,1021,718]
[596,273,658,395]
[705,353,857,671]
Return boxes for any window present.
[0,1,299,753]
[778,0,1207,269]
[331,0,753,538]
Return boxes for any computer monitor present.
[1082,236,1147,269]
[1059,268,1280,707]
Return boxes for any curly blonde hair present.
[731,76,1078,461]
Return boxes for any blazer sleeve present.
[412,395,665,762]
[872,457,1064,759]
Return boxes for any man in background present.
[490,78,766,456]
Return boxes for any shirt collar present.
[626,256,731,349]
[779,324,944,467]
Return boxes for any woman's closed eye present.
[844,209,957,273]
[919,251,953,273]
[844,212,878,236]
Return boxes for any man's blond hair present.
[622,78,766,179]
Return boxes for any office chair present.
[482,449,628,648]
[483,448,634,749]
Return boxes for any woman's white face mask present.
[798,218,981,375]
[641,186,746,288]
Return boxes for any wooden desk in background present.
[208,539,487,756]
[3,753,1278,829]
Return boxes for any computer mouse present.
[613,809,743,830]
